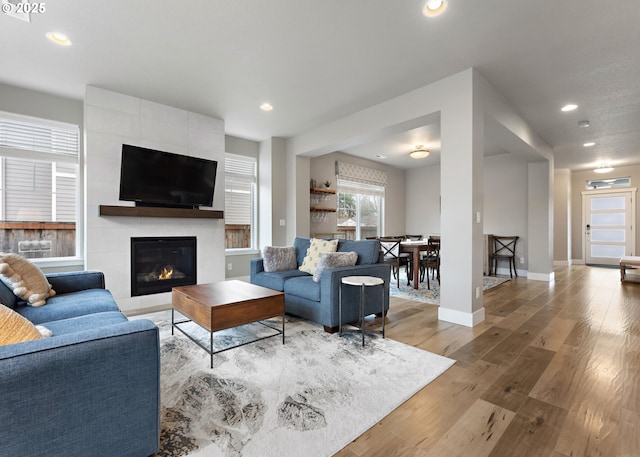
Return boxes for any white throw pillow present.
[263,246,297,272]
[0,254,56,307]
[298,239,339,275]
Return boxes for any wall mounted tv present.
[119,144,217,209]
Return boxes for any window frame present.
[224,153,258,253]
[336,178,385,240]
[0,111,82,266]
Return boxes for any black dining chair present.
[490,235,519,278]
[379,237,410,287]
[419,238,440,288]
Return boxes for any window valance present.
[335,161,387,187]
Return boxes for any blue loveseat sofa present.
[0,271,160,457]
[250,237,391,332]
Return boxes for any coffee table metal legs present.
[171,310,285,369]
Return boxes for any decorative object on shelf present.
[323,180,331,188]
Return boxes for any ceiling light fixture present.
[583,142,596,147]
[423,0,447,17]
[260,103,273,111]
[45,32,72,46]
[409,145,429,159]
[578,120,590,128]
[561,104,578,112]
[593,164,614,174]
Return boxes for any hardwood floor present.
[335,265,640,457]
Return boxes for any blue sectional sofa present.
[0,271,160,457]
[250,237,391,332]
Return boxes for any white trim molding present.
[438,306,485,327]
[527,271,555,282]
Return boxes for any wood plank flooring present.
[335,265,640,457]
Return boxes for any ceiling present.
[1,0,639,172]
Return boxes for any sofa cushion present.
[0,304,42,346]
[338,239,380,265]
[0,254,56,307]
[284,276,321,302]
[299,238,338,275]
[313,251,358,282]
[41,311,129,336]
[251,269,309,292]
[15,288,120,325]
[263,246,297,272]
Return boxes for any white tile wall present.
[84,86,226,314]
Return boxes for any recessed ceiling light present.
[260,103,273,111]
[583,142,596,147]
[423,0,447,17]
[45,32,72,46]
[561,104,578,112]
[375,154,387,159]
[578,120,590,128]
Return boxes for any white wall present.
[84,86,226,314]
[405,153,530,272]
[554,169,571,264]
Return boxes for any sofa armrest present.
[0,319,160,457]
[46,270,106,294]
[250,258,265,279]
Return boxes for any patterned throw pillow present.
[299,238,339,275]
[263,246,297,272]
[0,254,56,307]
[0,304,52,346]
[313,251,358,282]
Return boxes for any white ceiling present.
[1,0,639,172]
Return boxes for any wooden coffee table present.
[171,280,285,368]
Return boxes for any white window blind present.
[225,154,256,226]
[0,111,79,164]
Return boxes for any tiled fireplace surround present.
[84,86,226,314]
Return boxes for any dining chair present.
[490,235,519,278]
[404,234,423,241]
[378,237,410,287]
[419,238,440,287]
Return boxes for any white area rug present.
[144,311,455,457]
[390,272,510,304]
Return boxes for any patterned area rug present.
[390,272,510,304]
[142,311,455,457]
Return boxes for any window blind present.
[225,154,256,226]
[0,111,79,163]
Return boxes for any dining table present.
[400,240,433,289]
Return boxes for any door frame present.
[581,187,636,264]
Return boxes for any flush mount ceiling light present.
[45,32,72,46]
[594,164,614,173]
[259,103,273,111]
[409,145,429,159]
[561,104,578,112]
[578,120,590,128]
[423,0,447,17]
[583,142,596,147]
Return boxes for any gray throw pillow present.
[313,251,358,282]
[263,246,297,272]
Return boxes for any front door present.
[582,189,636,265]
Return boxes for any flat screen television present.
[119,144,217,209]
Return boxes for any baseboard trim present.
[554,260,571,267]
[438,306,485,327]
[527,271,555,282]
[572,259,585,265]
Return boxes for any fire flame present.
[159,266,174,280]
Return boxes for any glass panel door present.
[583,190,635,265]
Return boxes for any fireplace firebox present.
[130,236,196,296]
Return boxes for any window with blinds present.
[0,111,80,259]
[225,153,256,249]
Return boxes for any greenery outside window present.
[0,111,79,259]
[225,153,257,250]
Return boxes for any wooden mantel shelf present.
[99,205,224,219]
